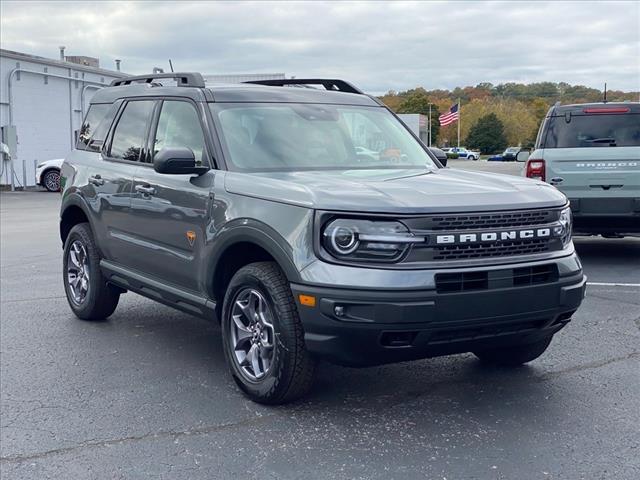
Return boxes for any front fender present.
[204,219,305,294]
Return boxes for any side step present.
[100,260,217,320]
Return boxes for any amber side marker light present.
[298,294,317,307]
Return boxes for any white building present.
[0,48,125,189]
[0,48,287,189]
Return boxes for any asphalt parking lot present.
[1,190,639,480]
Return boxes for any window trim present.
[103,99,158,166]
[146,98,213,169]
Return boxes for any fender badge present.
[186,231,196,246]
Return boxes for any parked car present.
[36,158,64,191]
[487,154,504,161]
[428,147,448,166]
[59,73,585,404]
[449,147,480,160]
[524,101,639,237]
[502,147,521,161]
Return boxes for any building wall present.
[0,50,124,187]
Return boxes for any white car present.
[36,158,64,192]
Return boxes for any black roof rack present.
[244,78,364,95]
[110,72,205,88]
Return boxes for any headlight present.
[322,218,425,262]
[554,206,572,247]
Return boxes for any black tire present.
[43,169,61,192]
[221,262,315,404]
[473,336,553,367]
[63,223,120,321]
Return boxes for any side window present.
[153,101,206,165]
[109,101,155,161]
[77,104,109,151]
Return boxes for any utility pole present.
[428,103,432,147]
[457,98,461,148]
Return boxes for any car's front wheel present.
[63,223,120,320]
[473,336,552,366]
[221,262,316,404]
[43,169,61,192]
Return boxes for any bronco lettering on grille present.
[436,228,552,245]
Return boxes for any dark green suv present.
[60,73,586,404]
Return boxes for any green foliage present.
[466,113,508,154]
[446,152,459,159]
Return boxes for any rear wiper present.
[587,137,617,146]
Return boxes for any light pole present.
[428,103,432,147]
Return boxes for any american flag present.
[439,103,459,126]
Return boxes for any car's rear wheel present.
[473,336,553,366]
[63,223,120,320]
[221,262,315,404]
[43,169,61,192]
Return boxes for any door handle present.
[135,184,156,195]
[88,174,104,186]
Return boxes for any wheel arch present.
[59,194,94,247]
[206,222,301,312]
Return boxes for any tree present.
[396,90,440,144]
[466,113,508,154]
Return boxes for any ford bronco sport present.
[60,73,586,404]
[525,102,639,236]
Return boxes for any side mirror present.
[516,150,530,162]
[153,147,208,175]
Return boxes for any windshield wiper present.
[587,137,617,146]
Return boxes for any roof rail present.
[110,72,205,88]
[244,78,364,95]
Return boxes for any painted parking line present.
[587,282,640,287]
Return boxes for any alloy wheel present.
[66,240,90,304]
[44,171,60,191]
[229,288,275,381]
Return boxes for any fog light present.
[334,306,345,317]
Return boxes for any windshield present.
[211,103,438,172]
[505,147,519,153]
[542,113,640,148]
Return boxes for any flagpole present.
[457,97,461,148]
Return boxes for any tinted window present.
[77,104,109,151]
[153,101,206,164]
[109,101,155,161]
[542,113,640,148]
[212,103,437,172]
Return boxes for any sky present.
[1,0,639,94]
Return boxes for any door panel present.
[126,99,214,292]
[95,99,156,265]
[128,169,214,291]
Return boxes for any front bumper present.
[291,256,586,367]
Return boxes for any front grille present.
[429,209,553,231]
[435,263,558,293]
[433,238,551,261]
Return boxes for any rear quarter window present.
[77,103,119,153]
[541,112,640,148]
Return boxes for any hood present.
[224,168,567,214]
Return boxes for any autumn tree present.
[396,89,441,144]
[466,113,508,154]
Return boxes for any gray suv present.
[60,73,586,404]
